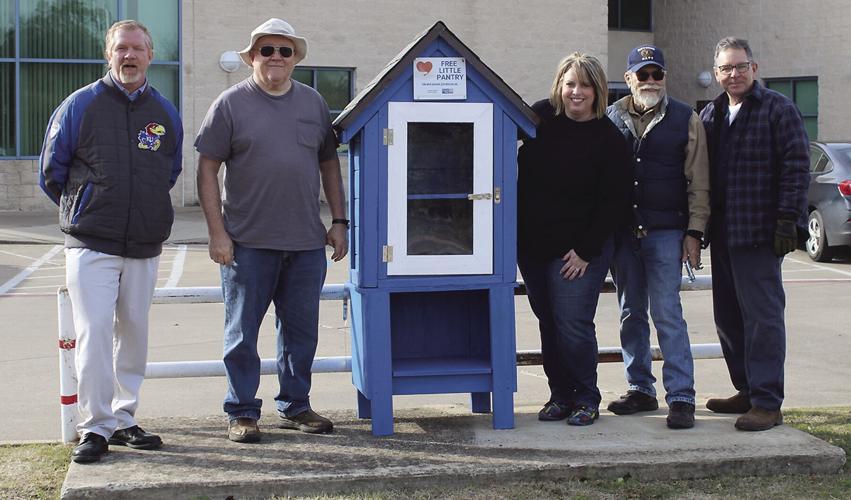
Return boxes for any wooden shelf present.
[392,357,492,377]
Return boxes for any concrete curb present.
[60,407,846,499]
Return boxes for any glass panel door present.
[387,102,493,275]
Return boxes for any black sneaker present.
[72,432,108,464]
[537,400,572,421]
[567,405,599,426]
[666,401,696,429]
[607,390,659,415]
[109,425,163,450]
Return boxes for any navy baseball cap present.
[627,45,666,72]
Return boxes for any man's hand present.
[327,224,348,262]
[773,219,797,257]
[208,231,234,266]
[560,249,589,280]
[682,234,702,268]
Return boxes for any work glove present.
[773,219,797,257]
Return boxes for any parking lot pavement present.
[2,238,850,442]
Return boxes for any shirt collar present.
[109,71,148,101]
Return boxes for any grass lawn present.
[2,407,848,499]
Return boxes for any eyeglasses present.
[258,45,294,58]
[716,62,752,75]
[635,69,665,82]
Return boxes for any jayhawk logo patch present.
[137,122,166,151]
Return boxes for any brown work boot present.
[278,409,333,434]
[706,391,751,414]
[735,406,783,431]
[228,417,261,443]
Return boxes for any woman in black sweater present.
[518,52,631,426]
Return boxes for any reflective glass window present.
[407,199,473,255]
[20,0,116,59]
[20,62,104,156]
[765,77,818,140]
[0,2,13,57]
[407,122,473,195]
[609,0,652,30]
[121,0,179,61]
[147,64,179,105]
[1,63,13,155]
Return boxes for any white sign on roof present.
[413,57,467,100]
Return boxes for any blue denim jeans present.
[221,244,327,421]
[518,239,613,409]
[711,218,786,410]
[611,229,695,405]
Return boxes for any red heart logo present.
[416,61,433,74]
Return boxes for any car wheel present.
[806,210,834,262]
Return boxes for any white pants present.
[65,248,159,439]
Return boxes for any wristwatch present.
[332,218,350,229]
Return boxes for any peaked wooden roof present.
[333,20,538,133]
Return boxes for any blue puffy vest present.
[608,97,692,231]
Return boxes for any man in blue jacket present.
[39,20,183,462]
[607,45,710,429]
[699,37,809,431]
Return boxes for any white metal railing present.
[57,276,718,442]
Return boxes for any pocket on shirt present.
[297,120,324,150]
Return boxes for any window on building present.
[607,83,630,106]
[292,67,355,120]
[0,0,181,158]
[608,0,652,31]
[764,77,818,140]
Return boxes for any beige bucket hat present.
[238,18,308,66]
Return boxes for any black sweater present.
[517,99,631,261]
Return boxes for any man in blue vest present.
[699,37,809,431]
[606,45,710,429]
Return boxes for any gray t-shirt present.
[194,77,337,250]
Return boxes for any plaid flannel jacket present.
[699,80,809,247]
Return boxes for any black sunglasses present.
[635,68,665,82]
[258,45,294,58]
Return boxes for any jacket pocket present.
[71,183,93,225]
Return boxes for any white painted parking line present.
[164,245,187,288]
[0,248,63,265]
[11,284,65,290]
[0,245,63,296]
[786,256,851,277]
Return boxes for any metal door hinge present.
[383,128,394,146]
[382,245,393,262]
[494,187,501,204]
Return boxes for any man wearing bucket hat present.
[196,18,347,443]
[606,45,710,429]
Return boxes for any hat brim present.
[627,60,665,73]
[238,34,307,66]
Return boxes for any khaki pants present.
[65,248,159,439]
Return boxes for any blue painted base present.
[349,285,517,436]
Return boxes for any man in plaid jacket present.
[699,37,809,431]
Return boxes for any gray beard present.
[633,89,665,110]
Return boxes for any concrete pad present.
[60,405,845,499]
